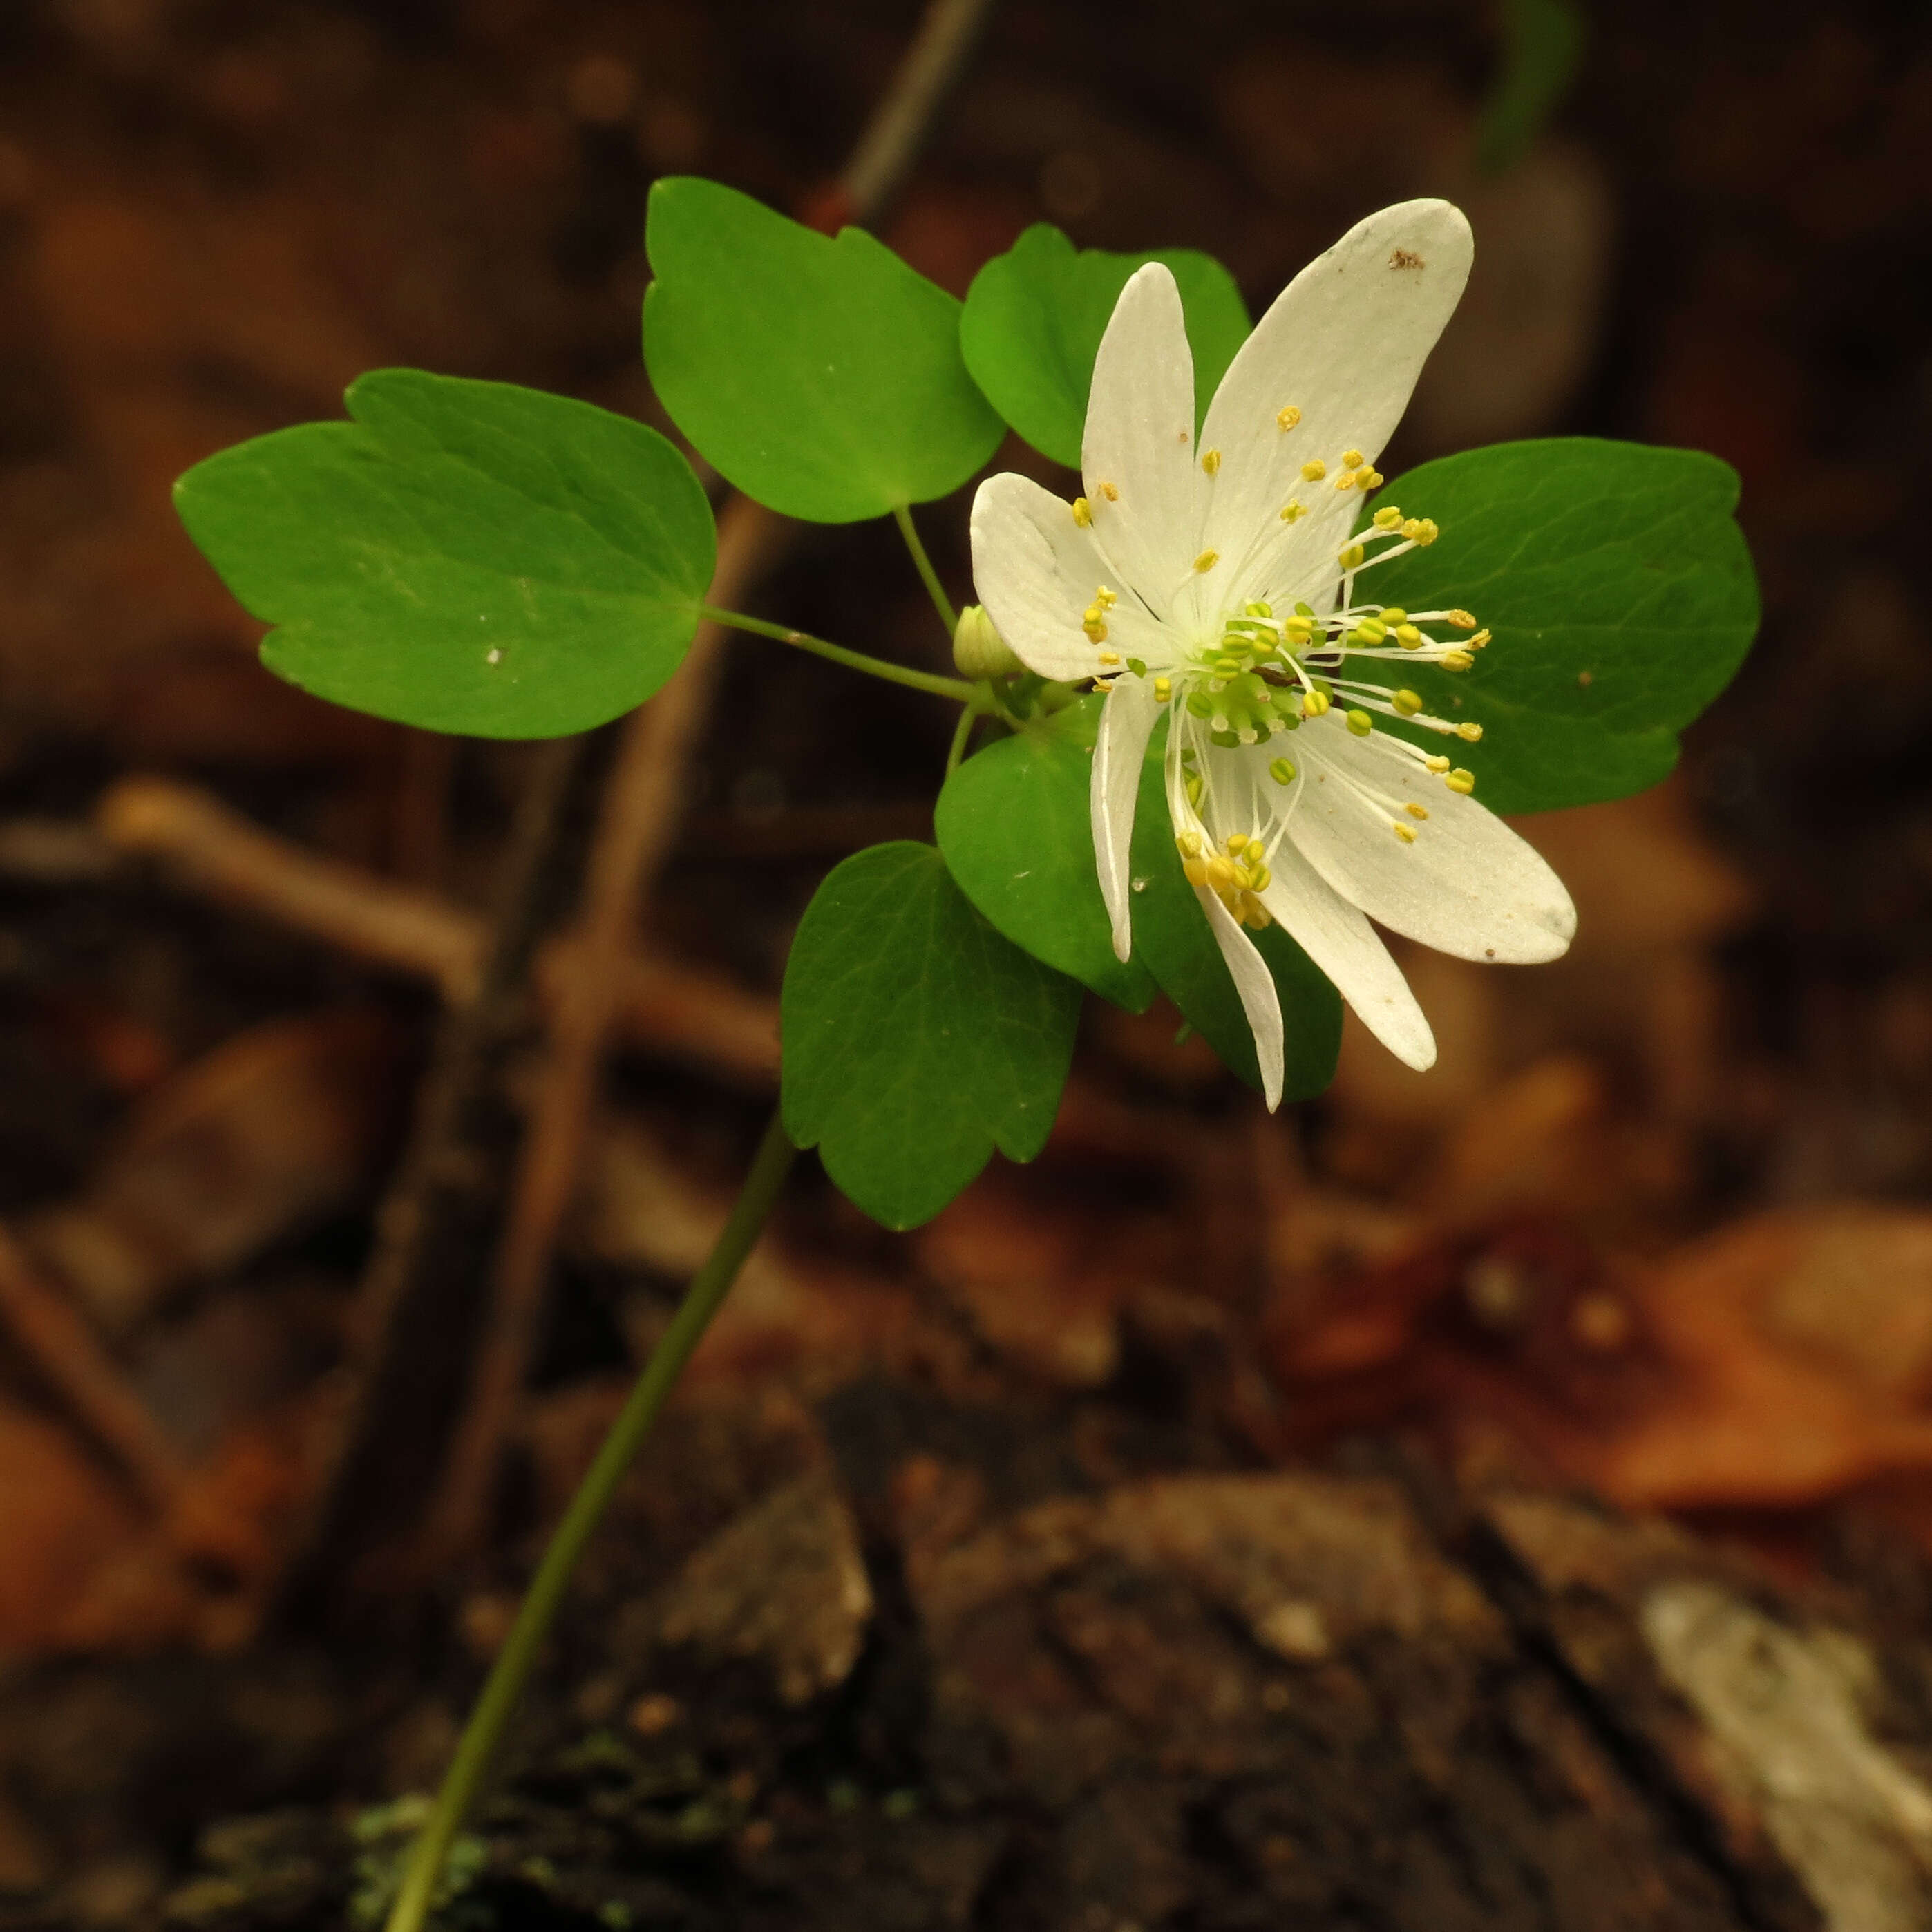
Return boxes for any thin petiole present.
[945,701,977,776]
[892,504,958,635]
[383,1110,797,1932]
[700,605,978,705]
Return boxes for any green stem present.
[701,605,976,705]
[383,1109,798,1932]
[945,701,977,776]
[891,504,958,634]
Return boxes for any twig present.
[0,1221,187,1509]
[419,0,1001,1566]
[95,775,780,1084]
[269,735,584,1622]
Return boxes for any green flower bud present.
[952,604,1022,679]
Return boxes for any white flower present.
[969,200,1576,1108]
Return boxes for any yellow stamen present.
[1183,857,1209,886]
[1335,471,1356,491]
[1269,757,1297,784]
[1153,676,1172,703]
[1276,404,1302,430]
[1341,449,1364,469]
[1441,649,1475,672]
[1244,837,1266,865]
[1405,802,1429,820]
[1455,721,1484,742]
[1100,481,1119,501]
[1072,497,1092,527]
[1338,542,1365,568]
[1401,516,1440,545]
[1193,549,1220,573]
[1201,448,1221,475]
[1345,708,1373,737]
[1392,822,1417,844]
[1446,768,1476,795]
[1225,832,1248,856]
[1372,506,1403,530]
[1391,689,1423,717]
[1205,855,1238,891]
[1447,609,1476,629]
[1379,607,1408,623]
[1301,688,1332,717]
[1300,458,1327,482]
[1083,608,1108,643]
[1097,650,1121,665]
[1468,629,1491,649]
[1279,500,1307,522]
[1395,624,1422,648]
[1357,467,1383,490]
[1424,754,1451,773]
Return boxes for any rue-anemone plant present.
[175,178,1759,1931]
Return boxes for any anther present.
[1446,768,1476,794]
[1354,617,1388,643]
[1126,656,1146,676]
[1455,721,1484,741]
[1345,708,1374,737]
[1100,482,1119,500]
[1193,549,1220,573]
[1206,855,1239,890]
[1094,585,1118,607]
[1334,471,1356,490]
[1441,650,1475,672]
[1153,676,1172,703]
[1300,458,1327,482]
[1301,688,1332,717]
[1358,468,1383,490]
[1201,448,1222,475]
[1225,833,1248,856]
[1379,608,1408,623]
[1083,608,1108,643]
[1342,449,1364,469]
[1392,822,1417,844]
[1468,629,1490,649]
[1183,857,1209,886]
[1097,650,1121,665]
[1186,775,1204,806]
[1276,404,1303,430]
[1072,497,1092,527]
[1175,831,1203,858]
[1372,506,1403,530]
[1424,754,1451,773]
[1391,689,1423,717]
[1395,624,1422,648]
[1338,542,1365,568]
[1269,757,1297,784]
[1401,516,1439,545]
[1280,500,1307,522]
[1405,802,1429,820]
[1245,601,1273,618]
[1244,837,1266,865]
[1447,609,1476,629]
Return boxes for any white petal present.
[970,472,1173,682]
[1199,889,1286,1110]
[1081,264,1207,625]
[1198,200,1474,608]
[1289,723,1576,963]
[1258,840,1437,1071]
[1091,672,1163,962]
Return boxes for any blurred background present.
[2,1,1932,1925]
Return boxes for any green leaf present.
[1126,722,1341,1099]
[642,177,1005,524]
[1477,0,1587,174]
[174,370,715,739]
[781,842,1081,1230]
[960,224,1251,468]
[1363,438,1759,814]
[935,696,1157,1012]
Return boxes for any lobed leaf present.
[174,370,716,738]
[780,842,1082,1230]
[1362,438,1760,814]
[643,177,1005,524]
[935,696,1158,1012]
[960,224,1251,469]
